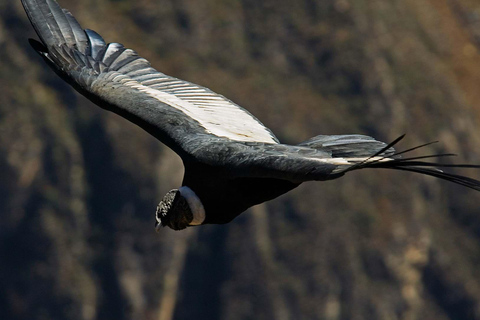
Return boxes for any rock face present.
[1,0,480,319]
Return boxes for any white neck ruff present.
[179,186,205,226]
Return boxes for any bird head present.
[155,187,205,231]
[155,189,193,231]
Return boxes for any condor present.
[21,0,480,231]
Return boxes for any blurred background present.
[1,0,480,319]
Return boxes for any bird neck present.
[179,186,205,225]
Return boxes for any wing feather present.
[22,0,278,151]
[184,135,480,192]
[63,10,89,53]
[84,29,106,59]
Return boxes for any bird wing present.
[183,135,350,182]
[185,135,480,191]
[22,1,480,191]
[21,0,279,157]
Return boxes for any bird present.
[21,0,480,231]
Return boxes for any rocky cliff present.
[1,0,480,319]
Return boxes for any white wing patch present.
[103,71,278,144]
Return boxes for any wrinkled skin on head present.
[155,189,193,231]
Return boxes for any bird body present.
[21,0,480,231]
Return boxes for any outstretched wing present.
[22,1,480,191]
[185,134,480,191]
[182,134,391,182]
[21,0,279,156]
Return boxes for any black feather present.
[343,135,480,191]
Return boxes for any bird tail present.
[330,135,480,191]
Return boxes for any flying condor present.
[21,0,480,231]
